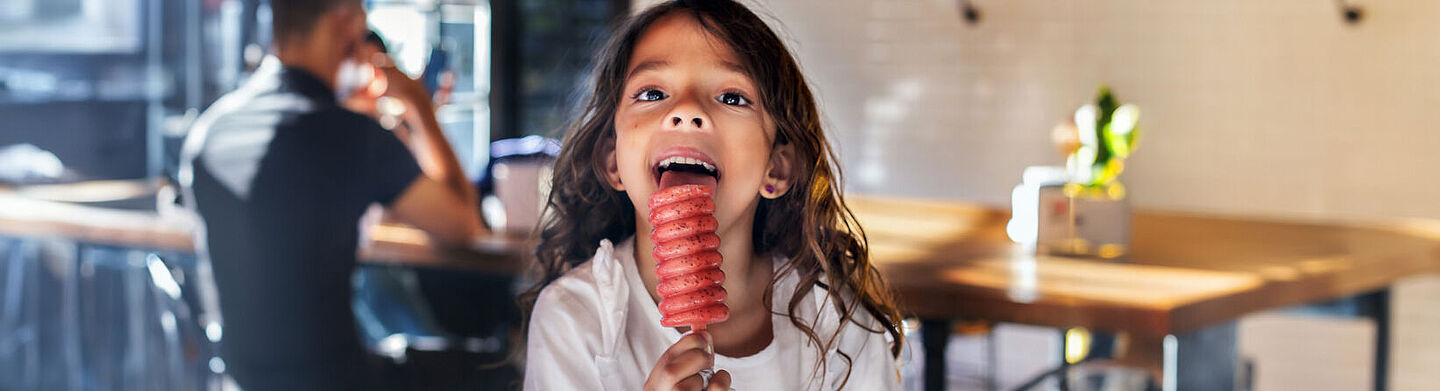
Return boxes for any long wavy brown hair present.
[521,0,903,384]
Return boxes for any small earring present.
[764,184,775,194]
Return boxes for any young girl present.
[523,1,903,389]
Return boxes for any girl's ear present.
[600,134,625,191]
[761,142,795,199]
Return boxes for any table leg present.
[1168,322,1237,391]
[921,318,951,391]
[1357,289,1390,391]
[64,241,84,390]
[986,331,998,391]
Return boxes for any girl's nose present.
[671,116,703,128]
[665,93,710,131]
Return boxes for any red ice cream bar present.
[649,184,729,329]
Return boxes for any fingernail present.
[702,332,714,355]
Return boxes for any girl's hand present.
[643,331,732,391]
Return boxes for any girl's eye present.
[634,89,668,102]
[716,92,750,106]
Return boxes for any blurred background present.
[0,0,626,389]
[4,0,1440,390]
[0,0,624,182]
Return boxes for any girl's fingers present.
[644,331,715,390]
[661,349,715,384]
[655,331,711,367]
[674,373,705,391]
[704,369,732,391]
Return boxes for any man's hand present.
[369,54,435,118]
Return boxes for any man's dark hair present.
[271,0,359,43]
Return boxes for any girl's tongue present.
[658,170,718,190]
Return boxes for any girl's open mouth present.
[652,149,721,190]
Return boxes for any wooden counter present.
[0,180,531,275]
[5,180,1440,338]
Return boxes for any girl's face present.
[607,14,791,235]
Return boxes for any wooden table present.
[854,195,1440,335]
[5,180,1439,390]
[851,196,1440,390]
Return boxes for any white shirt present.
[524,237,900,390]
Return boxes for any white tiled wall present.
[631,0,1440,389]
[1239,312,1375,391]
[706,0,1440,223]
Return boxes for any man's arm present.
[375,56,487,245]
[389,176,483,244]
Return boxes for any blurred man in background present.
[178,0,484,389]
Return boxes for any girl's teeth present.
[658,156,717,175]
